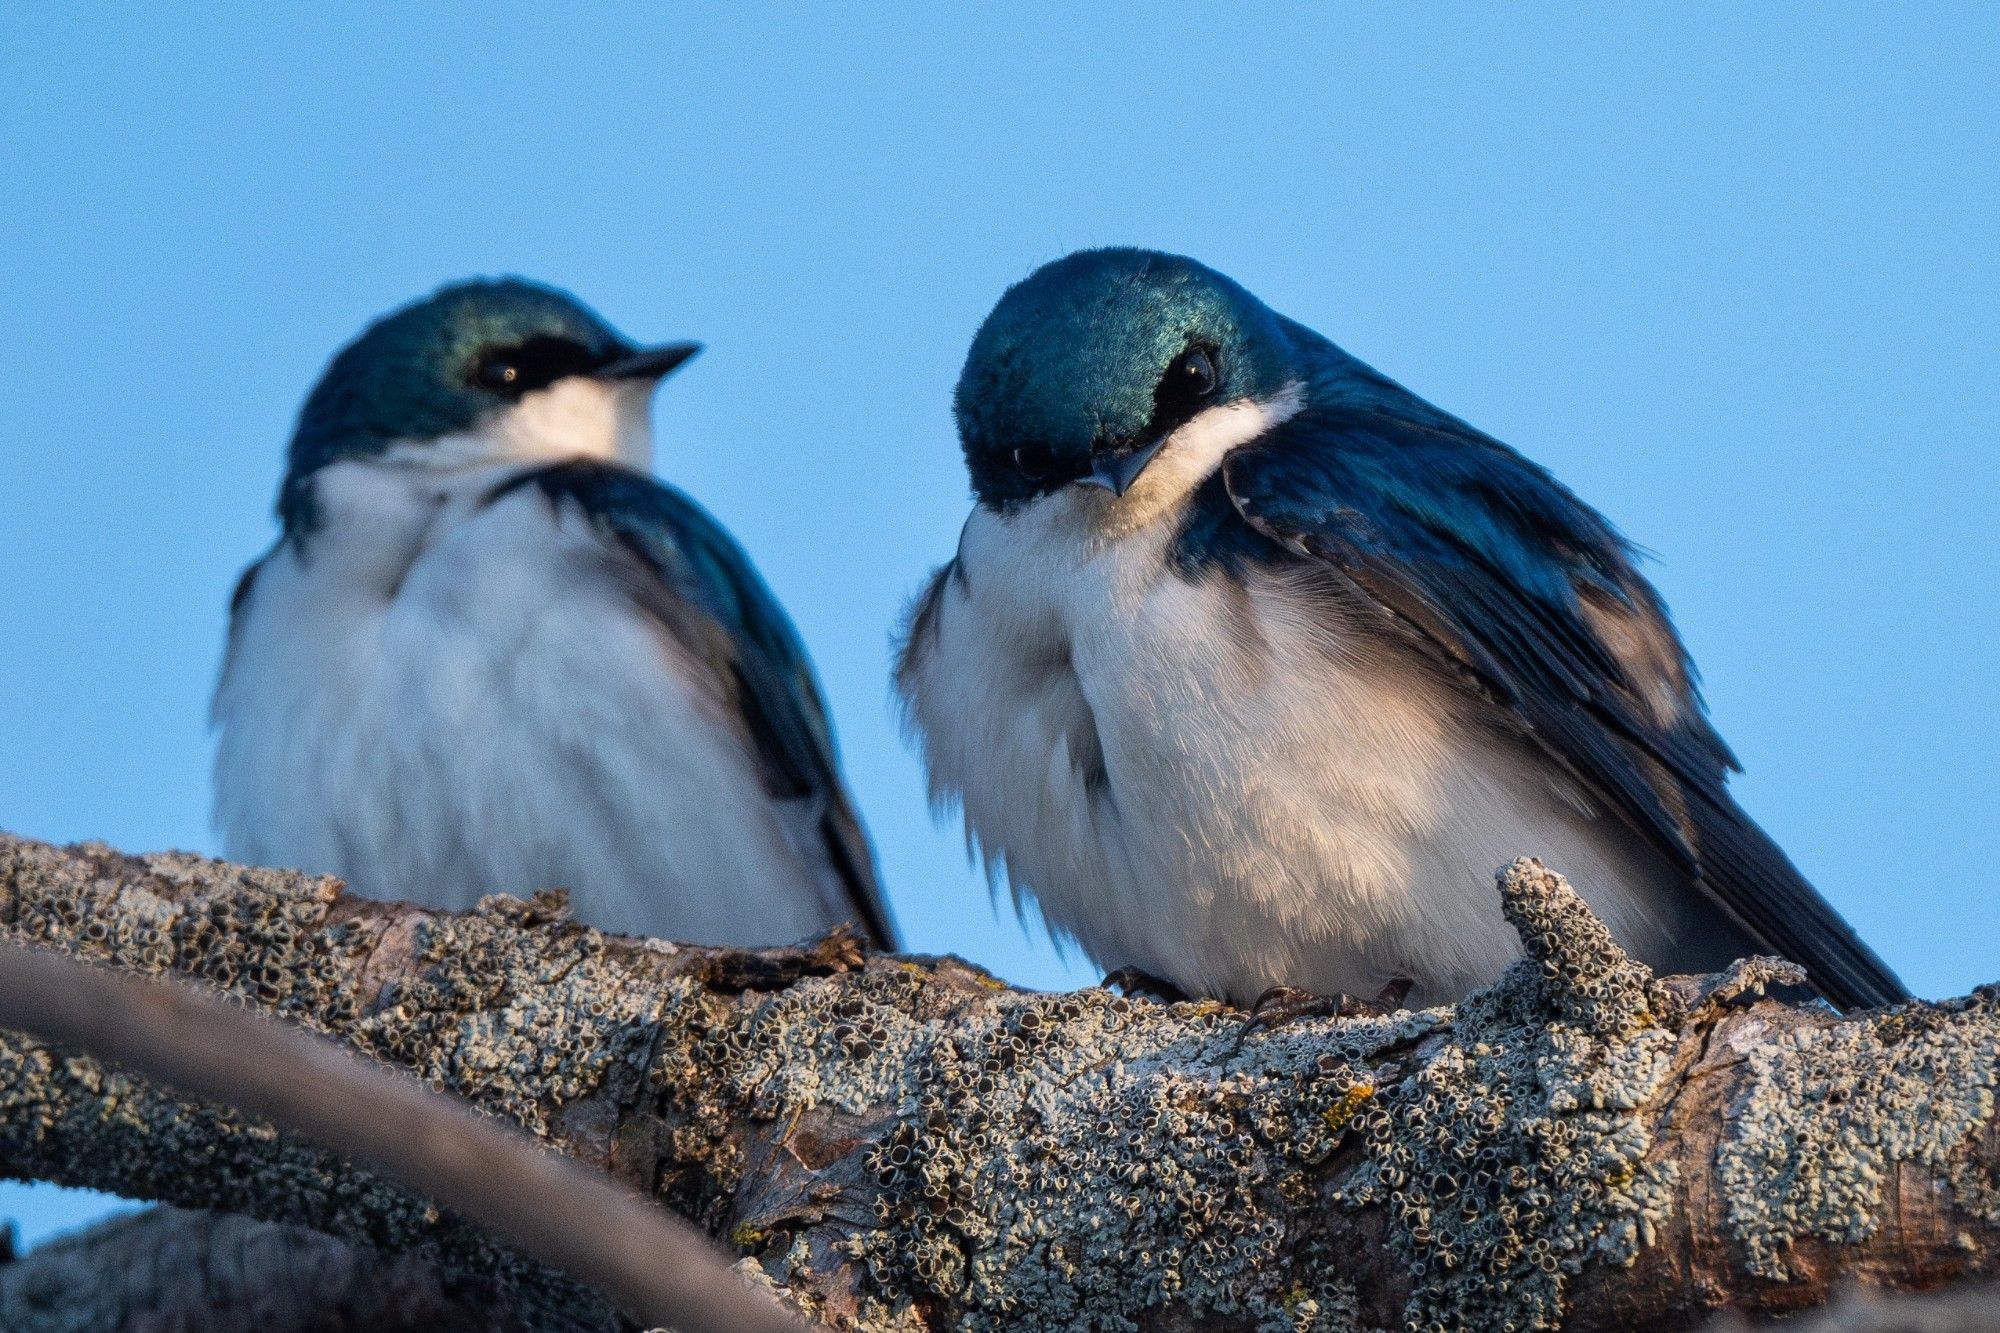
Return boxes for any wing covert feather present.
[490,462,896,950]
[1218,405,1901,1009]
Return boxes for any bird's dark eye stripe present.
[472,335,602,396]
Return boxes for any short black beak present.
[1080,437,1166,497]
[593,341,702,382]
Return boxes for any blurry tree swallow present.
[897,247,1900,1010]
[215,279,894,949]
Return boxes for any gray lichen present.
[649,954,1439,1332]
[0,839,643,1328]
[1338,859,1683,1333]
[641,858,1712,1332]
[1719,991,2000,1279]
[0,840,674,1149]
[10,832,1999,1333]
[351,889,670,1138]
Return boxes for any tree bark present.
[1,831,1997,1332]
[0,929,798,1333]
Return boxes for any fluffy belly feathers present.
[213,467,841,946]
[901,504,1682,1006]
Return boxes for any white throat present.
[382,376,657,473]
[1076,379,1305,539]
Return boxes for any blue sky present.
[1,6,1995,1247]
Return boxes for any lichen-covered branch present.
[0,932,798,1333]
[2,832,1997,1332]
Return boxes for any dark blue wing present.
[1215,385,1903,1009]
[490,461,896,949]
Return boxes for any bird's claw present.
[1370,975,1414,1012]
[696,924,868,993]
[1100,966,1192,1005]
[1235,976,1414,1043]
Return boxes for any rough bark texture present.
[2,832,1998,1332]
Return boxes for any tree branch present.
[1,832,1996,1331]
[0,933,798,1333]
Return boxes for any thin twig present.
[0,936,802,1333]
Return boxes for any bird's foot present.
[1235,976,1414,1042]
[1100,966,1192,1005]
[696,924,868,993]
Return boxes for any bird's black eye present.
[1160,346,1219,406]
[471,336,599,398]
[1013,442,1060,480]
[475,358,520,391]
[1168,348,1208,394]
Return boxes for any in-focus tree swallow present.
[215,279,894,949]
[897,247,1901,1010]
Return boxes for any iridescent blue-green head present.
[281,278,698,529]
[954,248,1307,511]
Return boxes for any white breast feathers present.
[214,457,854,946]
[898,390,1688,1006]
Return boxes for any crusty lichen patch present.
[1719,991,2000,1279]
[15,833,1996,1332]
[844,995,1421,1331]
[648,950,1442,1331]
[3,842,367,1029]
[0,841,676,1147]
[640,859,1721,1332]
[0,839,646,1327]
[1337,859,1685,1333]
[351,890,670,1139]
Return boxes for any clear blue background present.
[1,6,1994,1249]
